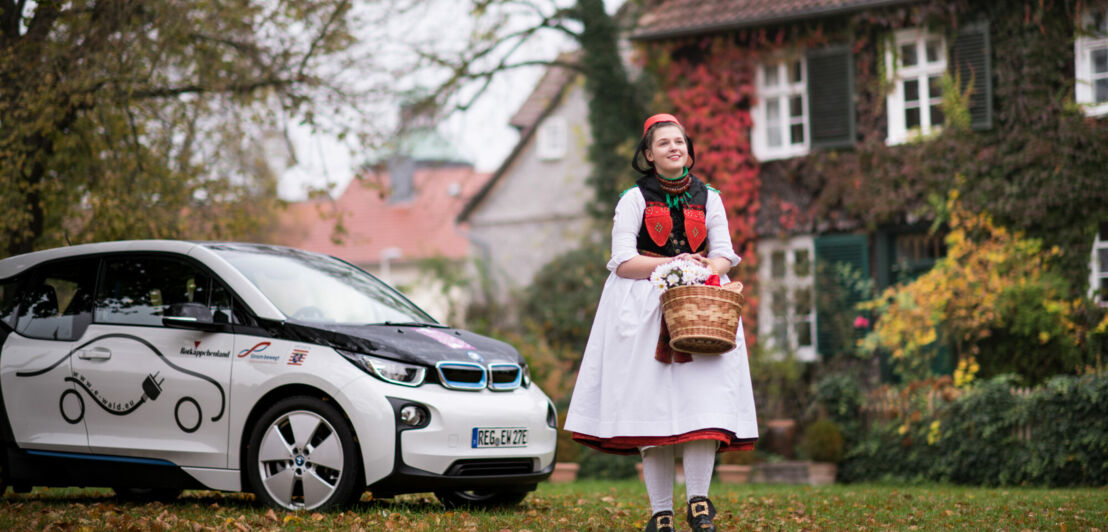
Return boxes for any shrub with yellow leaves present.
[860,190,1104,385]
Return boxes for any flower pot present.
[550,462,580,483]
[752,460,809,484]
[636,462,685,484]
[807,462,837,486]
[715,464,752,484]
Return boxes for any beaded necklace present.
[656,167,692,208]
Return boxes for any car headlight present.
[339,350,426,387]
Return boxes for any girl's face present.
[644,125,688,178]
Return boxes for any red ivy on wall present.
[646,37,763,346]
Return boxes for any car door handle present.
[77,347,112,360]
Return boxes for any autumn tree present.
[0,0,381,257]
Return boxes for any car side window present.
[0,278,18,329]
[96,256,232,327]
[14,258,97,341]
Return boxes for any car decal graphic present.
[15,333,227,429]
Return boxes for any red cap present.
[642,113,681,136]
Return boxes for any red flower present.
[854,316,870,329]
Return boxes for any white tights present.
[640,439,718,515]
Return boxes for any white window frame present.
[885,28,947,145]
[1076,8,1108,117]
[758,236,817,362]
[1090,228,1108,307]
[536,115,567,161]
[752,54,809,161]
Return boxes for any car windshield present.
[208,244,435,325]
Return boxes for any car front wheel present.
[245,396,361,511]
[433,488,529,509]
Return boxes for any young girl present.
[564,114,758,532]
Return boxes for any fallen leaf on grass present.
[265,508,278,522]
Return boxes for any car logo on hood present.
[466,351,485,363]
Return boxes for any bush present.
[577,449,638,480]
[839,374,1108,486]
[801,419,845,463]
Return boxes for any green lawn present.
[1,481,1105,531]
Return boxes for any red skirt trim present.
[572,429,757,456]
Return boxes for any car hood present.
[277,321,524,366]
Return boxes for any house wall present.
[465,79,595,301]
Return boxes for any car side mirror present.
[163,302,224,332]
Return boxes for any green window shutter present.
[952,21,993,130]
[807,45,856,149]
[814,234,869,357]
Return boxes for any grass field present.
[1,481,1106,531]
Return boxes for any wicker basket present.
[660,284,745,355]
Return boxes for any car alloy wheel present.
[246,396,360,510]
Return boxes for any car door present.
[0,257,98,453]
[73,254,235,468]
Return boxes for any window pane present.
[790,123,805,145]
[796,319,812,347]
[767,99,782,147]
[929,75,943,99]
[794,249,810,277]
[15,259,96,341]
[900,43,918,67]
[764,64,779,86]
[794,287,812,315]
[789,95,803,118]
[1096,78,1108,103]
[925,38,942,63]
[1093,48,1108,74]
[97,257,214,327]
[790,59,803,84]
[906,107,921,129]
[904,79,920,103]
[930,105,944,128]
[1098,248,1108,273]
[771,288,787,315]
[773,319,789,348]
[1101,278,1108,302]
[771,250,786,278]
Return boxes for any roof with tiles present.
[631,0,918,40]
[278,163,490,266]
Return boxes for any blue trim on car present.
[26,450,176,467]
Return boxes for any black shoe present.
[643,510,675,532]
[686,496,717,531]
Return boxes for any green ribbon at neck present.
[658,167,689,181]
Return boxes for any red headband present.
[642,113,681,136]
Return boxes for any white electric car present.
[0,241,557,510]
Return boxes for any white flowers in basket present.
[649,258,713,291]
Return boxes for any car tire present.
[245,396,361,511]
[112,487,183,502]
[433,488,529,509]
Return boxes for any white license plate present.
[471,427,528,448]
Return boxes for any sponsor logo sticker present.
[238,341,280,363]
[179,341,231,358]
[288,348,309,366]
[415,328,475,350]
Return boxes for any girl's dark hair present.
[631,121,696,175]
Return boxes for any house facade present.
[457,52,597,305]
[631,0,1108,362]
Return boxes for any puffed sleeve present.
[606,188,645,272]
[706,190,741,267]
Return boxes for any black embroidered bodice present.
[635,173,709,257]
